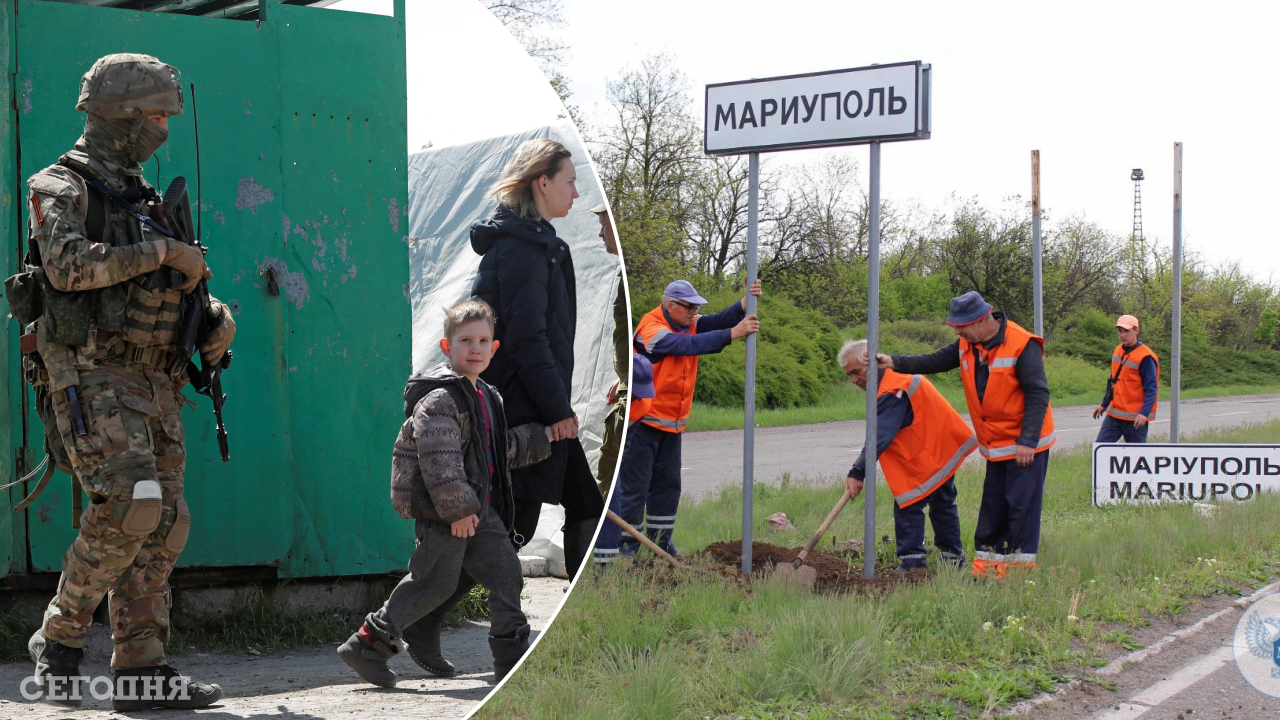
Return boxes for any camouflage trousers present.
[596,389,628,497]
[42,362,189,671]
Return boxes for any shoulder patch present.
[27,167,82,199]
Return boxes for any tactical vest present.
[15,163,185,355]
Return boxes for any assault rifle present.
[161,177,232,462]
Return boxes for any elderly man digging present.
[841,339,976,572]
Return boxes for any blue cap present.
[631,355,656,399]
[662,280,708,306]
[945,291,993,327]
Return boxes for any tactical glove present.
[200,300,236,366]
[162,237,212,293]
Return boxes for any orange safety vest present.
[957,320,1056,461]
[634,306,699,434]
[1106,343,1160,422]
[876,370,977,508]
[628,396,652,424]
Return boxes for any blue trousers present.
[593,422,682,562]
[974,451,1049,564]
[893,478,964,570]
[1096,414,1149,443]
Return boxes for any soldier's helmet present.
[76,53,183,119]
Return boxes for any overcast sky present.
[551,0,1280,281]
[331,0,567,150]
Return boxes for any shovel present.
[772,487,857,589]
[606,510,685,569]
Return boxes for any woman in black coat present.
[468,138,604,568]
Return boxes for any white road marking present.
[1129,645,1233,704]
[1085,640,1233,712]
[1210,411,1249,417]
[1088,646,1234,719]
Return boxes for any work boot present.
[489,629,530,684]
[562,519,600,580]
[28,628,86,708]
[111,664,223,711]
[402,612,455,677]
[336,623,399,688]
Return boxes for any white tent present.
[406,121,619,577]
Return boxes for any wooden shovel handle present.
[795,489,853,566]
[606,510,682,567]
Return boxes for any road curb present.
[1007,579,1280,715]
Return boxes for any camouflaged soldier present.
[20,53,234,710]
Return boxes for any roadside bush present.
[692,290,841,409]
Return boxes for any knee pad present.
[120,480,163,537]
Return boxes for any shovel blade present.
[771,562,818,590]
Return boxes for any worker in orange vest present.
[841,339,977,572]
[879,291,1054,578]
[593,278,760,563]
[1092,314,1159,444]
[593,354,657,565]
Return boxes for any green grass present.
[475,421,1280,720]
[0,608,32,663]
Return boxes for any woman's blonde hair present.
[490,139,573,220]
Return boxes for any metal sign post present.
[1031,150,1043,337]
[742,152,760,575]
[704,61,931,577]
[1171,142,1183,443]
[864,142,881,579]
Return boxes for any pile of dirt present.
[699,540,929,594]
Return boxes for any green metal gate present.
[2,0,412,580]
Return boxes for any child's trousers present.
[365,509,528,643]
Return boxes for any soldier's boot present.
[489,630,530,684]
[28,628,87,708]
[562,519,599,580]
[111,664,223,711]
[336,623,399,688]
[401,611,456,677]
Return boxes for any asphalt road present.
[680,393,1280,500]
[1031,587,1280,720]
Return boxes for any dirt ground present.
[0,577,566,720]
[700,540,929,593]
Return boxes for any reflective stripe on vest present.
[1107,343,1160,422]
[958,319,1056,461]
[635,306,699,434]
[641,414,688,431]
[894,435,978,506]
[875,370,978,508]
[978,431,1056,459]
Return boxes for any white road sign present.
[1093,443,1280,506]
[704,61,931,155]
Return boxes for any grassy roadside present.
[476,421,1280,720]
[688,382,1280,432]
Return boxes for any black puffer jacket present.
[471,204,577,504]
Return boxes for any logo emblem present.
[1234,592,1280,697]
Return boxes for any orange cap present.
[1115,314,1140,331]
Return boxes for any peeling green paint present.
[4,0,410,579]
